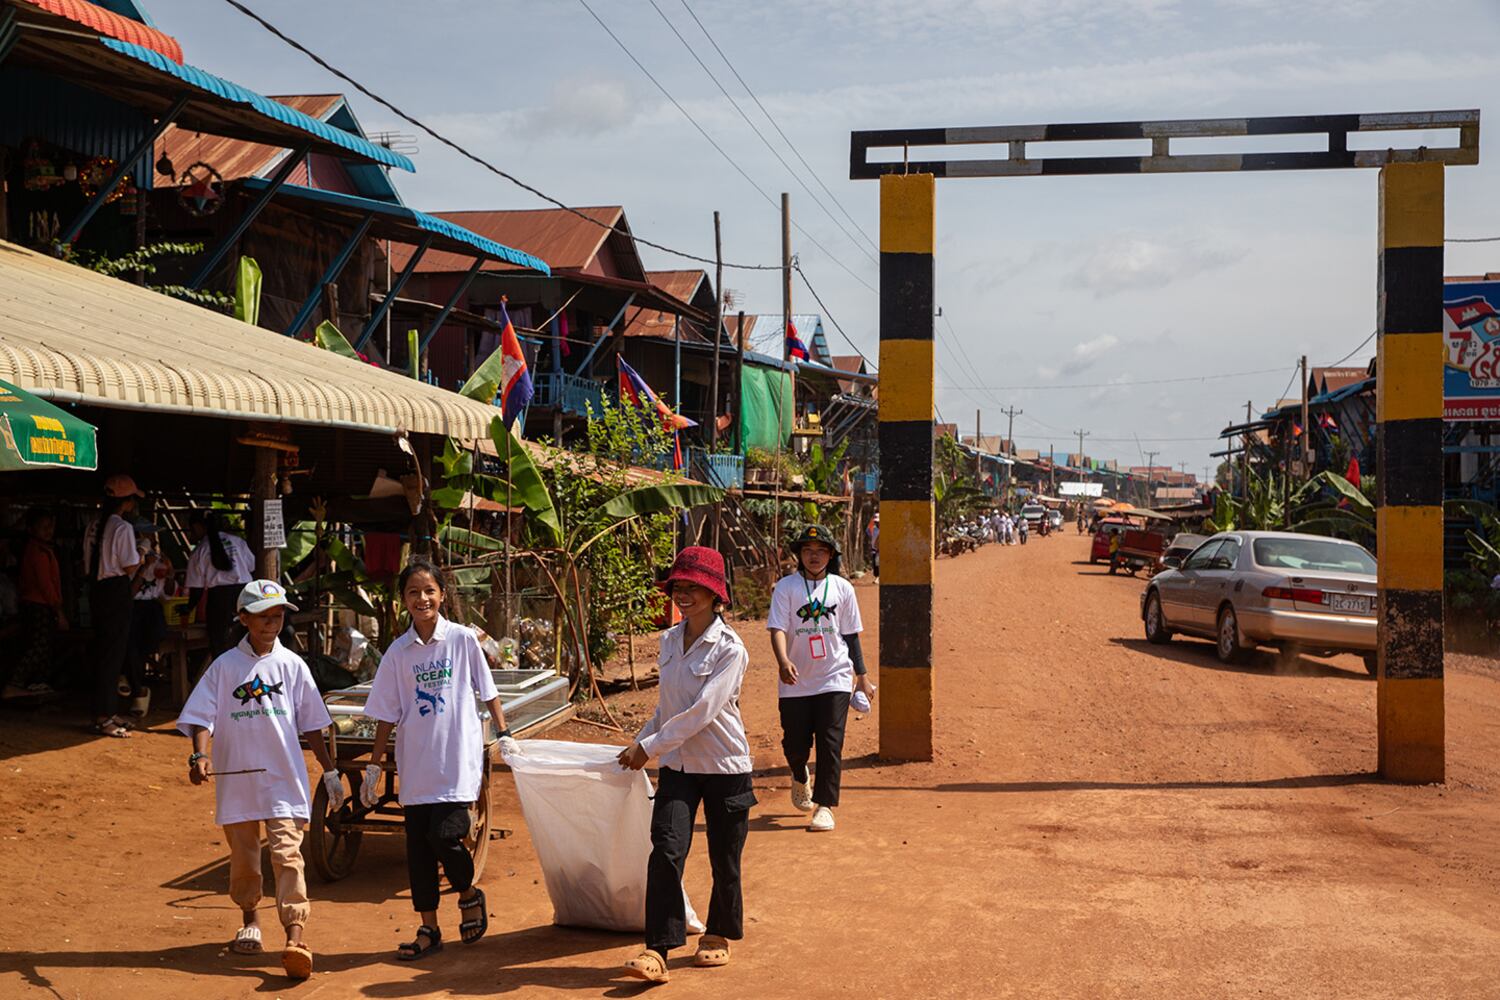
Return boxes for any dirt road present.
[3,534,1497,998]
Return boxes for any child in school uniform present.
[361,557,513,960]
[177,579,340,981]
[618,546,754,984]
[767,525,875,833]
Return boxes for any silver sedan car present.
[1140,530,1378,674]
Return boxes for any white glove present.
[322,770,346,812]
[359,763,382,809]
[498,736,521,761]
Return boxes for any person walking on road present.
[177,579,338,980]
[768,525,874,834]
[619,546,754,983]
[361,557,513,962]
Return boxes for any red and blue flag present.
[617,356,695,469]
[786,318,810,362]
[498,300,533,429]
[1318,412,1338,431]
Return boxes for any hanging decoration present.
[22,141,65,192]
[77,157,131,205]
[176,160,224,217]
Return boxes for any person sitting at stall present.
[6,508,65,699]
[81,475,146,738]
[618,546,754,983]
[360,557,512,961]
[183,511,255,660]
[177,579,339,981]
[768,525,874,834]
[124,521,172,720]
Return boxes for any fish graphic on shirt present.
[795,598,837,624]
[232,675,283,705]
[415,687,445,717]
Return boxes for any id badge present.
[808,634,827,660]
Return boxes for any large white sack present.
[501,739,703,933]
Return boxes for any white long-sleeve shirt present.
[637,617,751,775]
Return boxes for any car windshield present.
[1252,537,1376,574]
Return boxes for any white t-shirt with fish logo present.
[365,617,499,806]
[175,638,333,826]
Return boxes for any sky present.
[143,0,1500,477]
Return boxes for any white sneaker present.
[790,774,814,813]
[809,806,835,832]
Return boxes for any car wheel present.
[1216,605,1247,664]
[1361,653,1378,677]
[1144,592,1172,645]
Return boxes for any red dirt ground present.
[2,534,1497,998]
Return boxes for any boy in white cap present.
[176,580,340,981]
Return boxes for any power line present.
[793,262,875,371]
[579,0,876,294]
[1321,331,1375,368]
[941,365,1287,391]
[676,0,878,256]
[1446,235,1500,243]
[215,0,781,272]
[645,0,876,267]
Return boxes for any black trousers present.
[12,602,58,689]
[126,599,167,692]
[403,801,474,914]
[90,576,132,719]
[779,691,851,808]
[205,584,242,659]
[646,768,755,957]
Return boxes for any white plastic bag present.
[501,739,703,933]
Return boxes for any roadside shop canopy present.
[0,378,97,471]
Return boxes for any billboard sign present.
[1444,280,1500,420]
[1058,481,1104,497]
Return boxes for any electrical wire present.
[645,0,875,267]
[1446,235,1500,243]
[1321,331,1375,368]
[579,0,876,294]
[215,0,781,272]
[677,0,878,256]
[941,365,1287,391]
[793,262,875,370]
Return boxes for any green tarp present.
[740,366,793,451]
[0,380,98,471]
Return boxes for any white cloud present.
[1072,234,1246,298]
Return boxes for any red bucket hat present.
[662,546,730,605]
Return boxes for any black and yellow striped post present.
[877,173,935,761]
[1376,161,1445,783]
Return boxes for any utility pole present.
[1000,405,1022,456]
[974,408,982,485]
[1143,450,1159,507]
[709,212,725,547]
[1073,429,1089,492]
[1300,353,1311,474]
[781,192,792,363]
[1242,399,1252,499]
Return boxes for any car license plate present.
[1328,594,1371,614]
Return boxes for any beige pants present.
[223,819,310,929]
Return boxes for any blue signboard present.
[1444,280,1500,421]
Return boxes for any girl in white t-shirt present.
[361,557,513,961]
[767,524,875,833]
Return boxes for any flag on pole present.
[1318,412,1339,431]
[498,300,533,429]
[786,318,810,361]
[1290,421,1304,439]
[617,357,695,469]
[1346,456,1362,488]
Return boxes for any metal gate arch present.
[850,110,1480,781]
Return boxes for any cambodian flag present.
[1290,421,1304,439]
[498,301,533,429]
[1318,412,1339,431]
[786,318,810,361]
[617,356,695,469]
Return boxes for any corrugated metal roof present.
[12,0,184,62]
[239,179,550,273]
[157,95,345,182]
[394,207,625,275]
[96,39,414,171]
[0,241,501,439]
[623,271,709,341]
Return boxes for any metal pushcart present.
[303,668,571,882]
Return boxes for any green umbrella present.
[0,380,98,472]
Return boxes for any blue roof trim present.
[241,179,550,274]
[97,38,415,172]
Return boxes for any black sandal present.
[458,888,488,944]
[397,925,442,961]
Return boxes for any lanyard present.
[802,572,831,619]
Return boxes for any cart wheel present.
[465,755,494,882]
[307,776,362,882]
